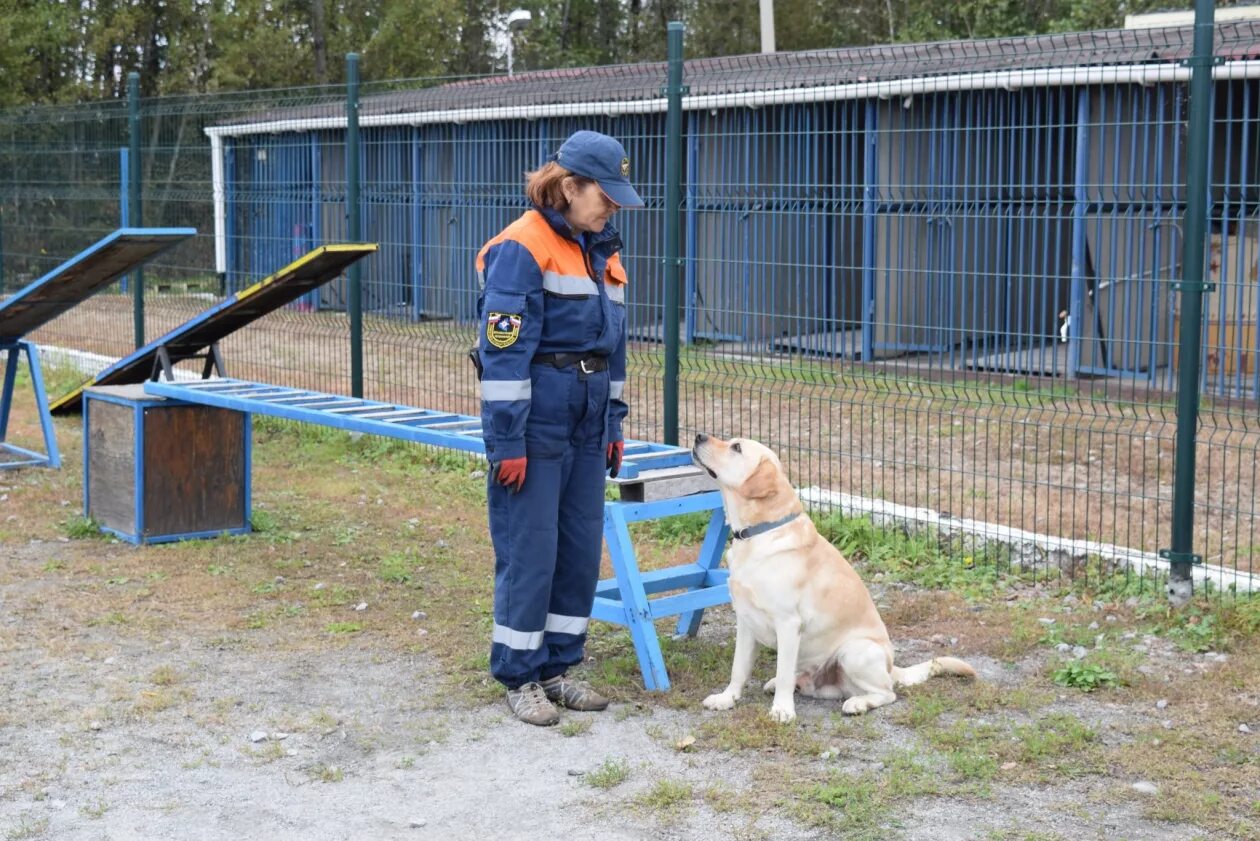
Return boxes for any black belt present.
[533,352,609,374]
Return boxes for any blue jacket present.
[476,206,629,460]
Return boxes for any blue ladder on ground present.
[143,376,729,691]
[0,227,196,468]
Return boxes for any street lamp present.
[506,9,532,77]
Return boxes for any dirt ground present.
[2,404,1258,841]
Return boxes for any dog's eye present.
[731,442,742,453]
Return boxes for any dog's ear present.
[739,458,779,500]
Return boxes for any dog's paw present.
[768,703,797,724]
[841,696,871,716]
[703,692,737,711]
[762,677,777,694]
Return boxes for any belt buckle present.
[579,357,596,375]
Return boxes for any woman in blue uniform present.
[475,130,641,725]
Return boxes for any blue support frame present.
[591,492,729,692]
[0,339,60,469]
[142,377,731,690]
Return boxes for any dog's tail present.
[891,656,976,688]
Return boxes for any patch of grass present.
[63,516,102,540]
[891,687,960,728]
[944,745,999,787]
[88,611,132,627]
[1013,714,1102,772]
[308,763,344,783]
[4,816,50,840]
[246,740,289,764]
[80,800,109,819]
[133,687,188,716]
[149,665,180,686]
[311,584,358,609]
[1163,609,1224,653]
[814,512,1004,600]
[1051,660,1120,692]
[637,779,693,814]
[558,718,592,737]
[249,508,279,532]
[324,622,362,635]
[586,628,759,704]
[701,784,741,813]
[585,757,631,789]
[378,551,419,585]
[633,511,712,546]
[697,704,822,757]
[925,712,1104,784]
[796,751,952,837]
[794,773,890,840]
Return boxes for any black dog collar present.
[731,511,802,541]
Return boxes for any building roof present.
[211,21,1260,132]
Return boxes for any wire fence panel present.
[2,22,1259,595]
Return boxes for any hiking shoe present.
[541,675,610,711]
[506,682,560,726]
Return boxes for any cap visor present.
[598,180,645,208]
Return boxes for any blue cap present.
[553,131,644,208]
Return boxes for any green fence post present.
[346,53,363,398]
[1163,0,1216,606]
[128,72,144,348]
[662,21,686,446]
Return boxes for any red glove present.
[493,457,527,493]
[606,440,624,479]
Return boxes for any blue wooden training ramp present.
[0,227,195,468]
[50,243,378,415]
[142,376,728,690]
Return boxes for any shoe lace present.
[515,683,551,713]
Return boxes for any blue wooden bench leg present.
[0,345,17,445]
[24,341,60,468]
[603,503,672,691]
[674,507,730,638]
[0,340,59,469]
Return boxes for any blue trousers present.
[488,364,608,689]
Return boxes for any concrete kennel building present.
[206,19,1260,394]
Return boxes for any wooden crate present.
[83,384,251,544]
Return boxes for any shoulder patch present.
[486,311,522,349]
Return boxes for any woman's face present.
[561,178,620,234]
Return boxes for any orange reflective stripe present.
[476,210,590,279]
[476,210,629,287]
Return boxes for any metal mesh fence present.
[3,21,1259,595]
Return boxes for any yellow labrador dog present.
[692,433,975,723]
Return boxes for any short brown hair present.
[525,161,594,210]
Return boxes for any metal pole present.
[663,22,686,446]
[759,0,776,53]
[128,72,144,348]
[1163,0,1216,606]
[346,53,363,398]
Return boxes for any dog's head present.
[691,433,799,523]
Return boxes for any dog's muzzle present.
[692,434,717,478]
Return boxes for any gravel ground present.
[0,536,1222,841]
